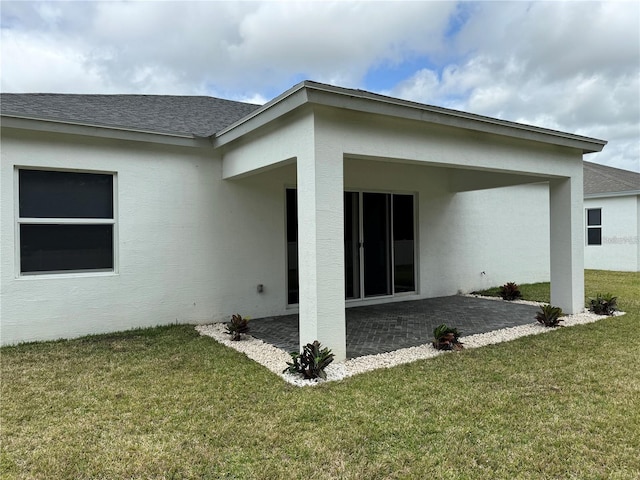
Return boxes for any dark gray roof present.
[0,93,261,137]
[584,161,640,195]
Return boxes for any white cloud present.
[1,1,457,95]
[223,1,454,88]
[1,0,638,171]
[0,30,103,93]
[389,1,640,172]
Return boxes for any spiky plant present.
[535,304,564,327]
[284,340,334,380]
[499,282,522,301]
[588,293,618,316]
[225,314,249,341]
[432,324,464,351]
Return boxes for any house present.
[583,161,640,271]
[1,81,607,359]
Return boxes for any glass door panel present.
[344,192,360,299]
[286,188,299,304]
[363,192,392,297]
[393,194,415,293]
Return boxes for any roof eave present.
[214,80,608,153]
[212,82,310,147]
[585,190,640,199]
[1,114,208,148]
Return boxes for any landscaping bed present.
[197,300,622,386]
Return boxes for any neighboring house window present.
[586,208,602,246]
[17,169,115,274]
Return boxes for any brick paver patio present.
[249,295,540,359]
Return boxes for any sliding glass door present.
[287,189,415,304]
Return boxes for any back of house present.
[1,82,606,354]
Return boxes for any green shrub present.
[432,324,464,351]
[225,314,250,341]
[499,282,523,301]
[588,293,618,316]
[535,304,564,327]
[284,340,335,380]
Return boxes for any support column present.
[549,176,584,314]
[296,143,346,361]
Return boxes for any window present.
[586,208,601,246]
[17,169,115,274]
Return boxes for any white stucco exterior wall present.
[2,99,590,345]
[584,195,640,271]
[440,183,552,293]
[1,128,297,345]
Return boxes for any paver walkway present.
[249,295,540,359]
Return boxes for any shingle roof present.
[584,161,640,196]
[1,86,608,157]
[0,93,261,137]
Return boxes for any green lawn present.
[476,270,640,311]
[2,271,639,479]
[474,281,551,303]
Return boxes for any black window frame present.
[586,208,602,246]
[17,168,117,275]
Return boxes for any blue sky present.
[364,55,438,91]
[1,0,639,172]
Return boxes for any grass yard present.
[1,271,639,479]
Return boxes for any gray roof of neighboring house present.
[584,161,640,196]
[0,93,261,137]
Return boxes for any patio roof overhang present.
[213,80,607,155]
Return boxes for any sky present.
[1,0,639,172]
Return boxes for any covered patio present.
[218,81,605,362]
[249,295,540,359]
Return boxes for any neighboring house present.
[1,81,607,359]
[583,161,640,271]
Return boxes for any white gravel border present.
[196,300,624,387]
